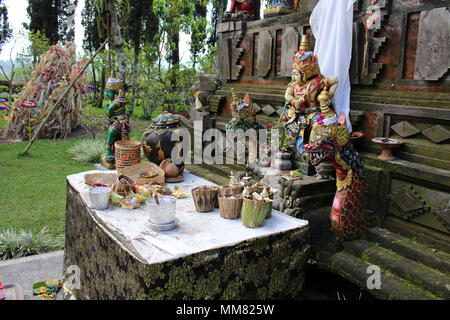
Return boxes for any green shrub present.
[67,138,105,163]
[0,228,64,260]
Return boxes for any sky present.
[0,0,193,63]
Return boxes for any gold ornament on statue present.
[105,73,124,92]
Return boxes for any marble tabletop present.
[67,170,309,265]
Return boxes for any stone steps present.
[345,239,450,299]
[363,227,450,275]
[317,251,439,300]
[317,226,450,300]
[202,163,247,179]
[185,164,230,185]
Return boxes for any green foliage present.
[0,227,64,260]
[28,30,51,60]
[68,137,105,163]
[25,0,59,45]
[197,45,218,75]
[93,0,130,39]
[79,107,106,140]
[14,30,50,80]
[82,0,104,52]
[0,0,12,54]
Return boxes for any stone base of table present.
[63,172,310,300]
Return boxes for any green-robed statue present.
[100,75,131,169]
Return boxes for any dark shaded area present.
[301,263,376,300]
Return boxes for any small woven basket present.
[218,195,243,219]
[241,198,272,228]
[112,175,136,197]
[191,186,218,213]
[118,162,165,185]
[84,172,117,187]
[114,140,141,170]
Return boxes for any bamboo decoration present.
[5,43,86,141]
[218,195,243,219]
[20,39,108,154]
[191,186,218,213]
[241,198,272,228]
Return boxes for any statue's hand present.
[318,86,334,107]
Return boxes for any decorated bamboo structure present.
[5,43,88,140]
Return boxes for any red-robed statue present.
[224,0,260,21]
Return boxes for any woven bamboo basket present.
[112,175,136,197]
[218,195,243,219]
[114,140,141,170]
[118,162,165,185]
[191,186,218,213]
[84,172,117,187]
[241,198,272,228]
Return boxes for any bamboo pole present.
[22,39,108,155]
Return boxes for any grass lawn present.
[0,117,149,238]
[0,138,94,238]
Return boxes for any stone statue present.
[224,0,259,21]
[226,88,261,131]
[281,35,338,157]
[269,0,296,9]
[100,75,131,169]
[263,0,298,18]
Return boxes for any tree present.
[207,0,227,49]
[190,0,208,69]
[82,0,106,108]
[153,0,194,105]
[0,0,12,54]
[58,0,78,43]
[26,0,59,45]
[123,0,158,116]
[94,0,130,84]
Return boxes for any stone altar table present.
[64,170,310,300]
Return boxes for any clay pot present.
[372,137,404,161]
[160,158,180,178]
[141,112,184,173]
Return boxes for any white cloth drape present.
[310,0,356,132]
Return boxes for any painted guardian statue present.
[224,0,259,21]
[281,36,338,157]
[100,76,131,169]
[305,87,375,240]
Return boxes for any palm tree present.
[93,0,129,84]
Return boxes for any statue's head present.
[305,97,350,167]
[105,75,124,100]
[291,35,320,84]
[229,88,248,119]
